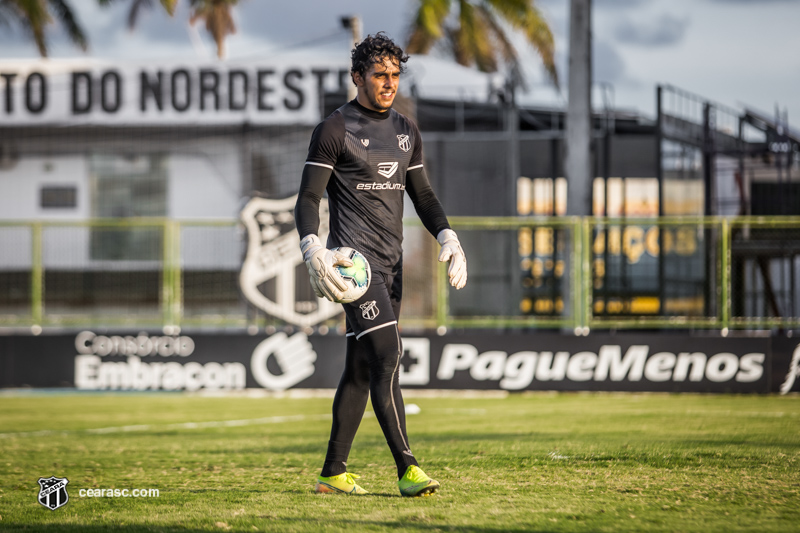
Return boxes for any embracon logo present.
[74,356,245,391]
[250,332,317,391]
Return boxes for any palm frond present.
[159,0,177,16]
[522,5,557,87]
[97,0,175,30]
[476,4,518,67]
[190,0,236,59]
[127,0,153,29]
[485,0,558,87]
[483,0,529,23]
[468,4,499,72]
[11,0,51,56]
[47,0,87,50]
[406,0,558,89]
[407,0,451,54]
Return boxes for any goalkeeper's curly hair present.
[350,32,409,84]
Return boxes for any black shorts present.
[343,269,402,340]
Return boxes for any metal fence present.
[1,216,799,332]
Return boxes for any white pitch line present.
[427,408,488,415]
[0,405,469,440]
[684,410,799,418]
[0,413,332,439]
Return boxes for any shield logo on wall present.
[239,196,343,327]
[38,476,69,510]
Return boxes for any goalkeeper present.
[294,33,467,497]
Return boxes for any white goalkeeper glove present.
[299,234,353,302]
[437,229,467,290]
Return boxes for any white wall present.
[169,149,240,219]
[0,156,89,220]
[0,146,242,270]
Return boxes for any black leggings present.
[321,323,418,479]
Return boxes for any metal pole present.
[702,103,714,318]
[566,0,593,217]
[31,223,43,327]
[721,218,730,331]
[564,0,592,332]
[656,86,665,316]
[342,16,362,102]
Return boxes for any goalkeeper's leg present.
[320,334,370,478]
[360,323,419,479]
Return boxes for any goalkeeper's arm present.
[295,164,353,302]
[406,166,467,290]
[294,163,330,240]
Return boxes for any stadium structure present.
[0,54,798,395]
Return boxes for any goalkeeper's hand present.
[300,234,354,302]
[437,229,467,290]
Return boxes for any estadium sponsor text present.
[356,182,405,191]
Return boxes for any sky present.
[1,0,799,123]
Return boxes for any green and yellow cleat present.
[398,465,440,497]
[315,472,369,495]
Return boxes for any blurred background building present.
[0,0,798,335]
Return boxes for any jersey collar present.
[351,99,392,121]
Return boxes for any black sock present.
[320,439,351,477]
[321,460,347,477]
[392,451,419,479]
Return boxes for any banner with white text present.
[0,58,350,126]
[2,331,798,394]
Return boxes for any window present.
[89,154,167,261]
[40,186,77,209]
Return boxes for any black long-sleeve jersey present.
[295,100,450,274]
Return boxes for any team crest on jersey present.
[239,196,342,327]
[360,300,380,320]
[377,162,399,179]
[397,134,410,152]
[361,139,369,147]
[38,476,69,510]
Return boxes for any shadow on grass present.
[268,518,563,532]
[0,521,563,533]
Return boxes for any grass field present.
[1,391,799,532]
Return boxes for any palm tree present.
[103,0,235,59]
[406,0,558,89]
[0,0,87,57]
[98,0,178,30]
[188,0,237,59]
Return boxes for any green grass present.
[0,392,799,532]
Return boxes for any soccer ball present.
[331,247,371,303]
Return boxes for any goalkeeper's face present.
[355,57,400,113]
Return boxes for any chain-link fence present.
[1,216,799,332]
